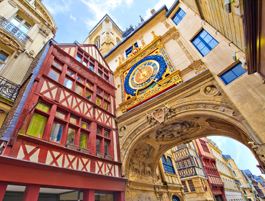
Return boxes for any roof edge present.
[165,0,180,18]
[104,5,168,59]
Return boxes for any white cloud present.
[144,0,175,20]
[43,0,72,15]
[81,0,132,30]
[70,14,76,21]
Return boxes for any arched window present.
[161,155,176,174]
[116,37,120,44]
[95,36,100,49]
[172,195,180,201]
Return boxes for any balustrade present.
[0,17,31,44]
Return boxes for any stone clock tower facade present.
[83,14,123,56]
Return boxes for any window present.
[161,156,176,174]
[67,128,75,144]
[104,141,108,155]
[96,127,111,157]
[95,36,100,49]
[7,14,32,35]
[89,61,94,71]
[0,50,9,68]
[55,111,65,119]
[96,97,102,107]
[75,84,83,95]
[172,195,180,201]
[76,54,82,62]
[220,62,246,85]
[64,77,73,89]
[191,29,218,56]
[53,61,62,69]
[81,121,89,129]
[50,122,63,143]
[200,139,210,153]
[27,113,47,138]
[188,180,195,191]
[85,90,92,101]
[229,163,232,168]
[49,69,60,81]
[79,133,87,149]
[96,138,100,154]
[172,8,186,25]
[125,42,138,57]
[233,171,237,176]
[26,103,50,138]
[104,130,109,138]
[177,144,186,149]
[116,37,121,44]
[182,181,189,192]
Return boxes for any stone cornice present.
[16,0,57,32]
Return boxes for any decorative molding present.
[0,30,25,52]
[38,24,51,38]
[8,0,17,8]
[161,17,171,29]
[175,39,196,63]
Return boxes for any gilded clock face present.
[129,60,159,89]
[124,55,167,96]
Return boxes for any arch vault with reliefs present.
[113,30,265,201]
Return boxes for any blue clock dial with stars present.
[124,55,167,96]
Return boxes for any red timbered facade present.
[0,41,126,201]
[194,138,226,201]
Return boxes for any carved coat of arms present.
[152,109,165,123]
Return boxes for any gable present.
[80,45,111,71]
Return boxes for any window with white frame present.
[7,14,32,34]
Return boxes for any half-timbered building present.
[0,40,126,201]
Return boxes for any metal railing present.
[0,17,31,44]
[0,76,20,102]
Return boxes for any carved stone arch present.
[121,97,255,178]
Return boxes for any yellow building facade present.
[171,142,214,201]
[208,140,245,201]
[83,14,123,57]
[227,157,256,201]
[0,0,56,128]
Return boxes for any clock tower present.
[117,31,183,113]
[83,14,123,56]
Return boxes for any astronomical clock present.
[117,31,183,113]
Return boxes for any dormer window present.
[125,42,138,58]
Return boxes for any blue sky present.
[208,136,261,176]
[42,0,175,43]
[42,0,263,177]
